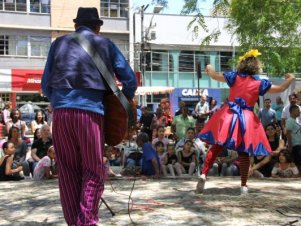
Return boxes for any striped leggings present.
[202,144,250,186]
[53,109,106,226]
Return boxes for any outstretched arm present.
[205,65,226,82]
[267,73,295,93]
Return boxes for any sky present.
[132,0,214,15]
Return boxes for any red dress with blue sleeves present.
[198,72,272,156]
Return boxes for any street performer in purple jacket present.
[41,7,137,225]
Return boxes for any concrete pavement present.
[0,176,301,226]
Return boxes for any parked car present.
[18,102,47,127]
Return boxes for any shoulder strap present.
[72,32,135,127]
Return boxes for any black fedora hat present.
[73,7,103,26]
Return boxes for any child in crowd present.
[271,149,299,178]
[33,145,58,180]
[137,132,160,178]
[178,140,196,176]
[103,145,118,178]
[162,143,182,177]
[0,141,24,181]
[152,125,169,150]
[154,141,167,176]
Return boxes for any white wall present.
[134,13,238,47]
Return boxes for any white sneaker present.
[196,174,206,194]
[240,186,248,195]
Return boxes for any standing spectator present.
[137,132,160,178]
[1,101,12,125]
[272,96,284,126]
[138,106,154,140]
[258,98,277,128]
[41,7,137,225]
[30,110,48,134]
[171,106,196,142]
[194,95,209,123]
[175,101,186,116]
[208,98,219,118]
[285,105,301,169]
[281,93,301,131]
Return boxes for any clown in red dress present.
[195,49,295,195]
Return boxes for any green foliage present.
[228,0,301,76]
[178,0,301,77]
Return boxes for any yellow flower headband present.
[238,49,261,62]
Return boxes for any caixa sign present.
[181,88,208,97]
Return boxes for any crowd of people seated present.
[0,92,300,181]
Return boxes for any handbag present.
[72,33,136,146]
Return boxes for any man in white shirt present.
[281,94,301,131]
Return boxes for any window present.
[3,0,26,12]
[220,52,232,71]
[30,0,50,13]
[0,0,3,10]
[0,35,50,57]
[30,36,51,57]
[179,51,194,72]
[0,35,9,55]
[101,0,128,18]
[152,51,167,71]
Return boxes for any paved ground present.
[0,175,301,226]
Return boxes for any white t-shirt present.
[281,104,301,124]
[33,156,54,180]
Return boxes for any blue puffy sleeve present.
[259,79,272,96]
[223,71,237,87]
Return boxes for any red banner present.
[11,69,43,92]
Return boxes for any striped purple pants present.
[53,108,105,226]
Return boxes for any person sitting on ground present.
[154,141,166,176]
[249,154,273,178]
[33,128,41,142]
[5,108,27,138]
[265,123,285,166]
[8,126,31,177]
[30,124,52,173]
[178,140,196,176]
[162,143,182,177]
[152,125,169,150]
[271,149,299,178]
[103,145,118,177]
[175,127,206,171]
[33,145,58,180]
[0,141,24,181]
[208,148,239,176]
[137,132,160,178]
[30,110,47,134]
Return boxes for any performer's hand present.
[284,73,295,81]
[205,65,213,74]
[248,168,254,177]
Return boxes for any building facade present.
[0,0,132,108]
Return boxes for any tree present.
[156,0,301,76]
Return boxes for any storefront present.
[0,69,46,109]
[170,88,230,115]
